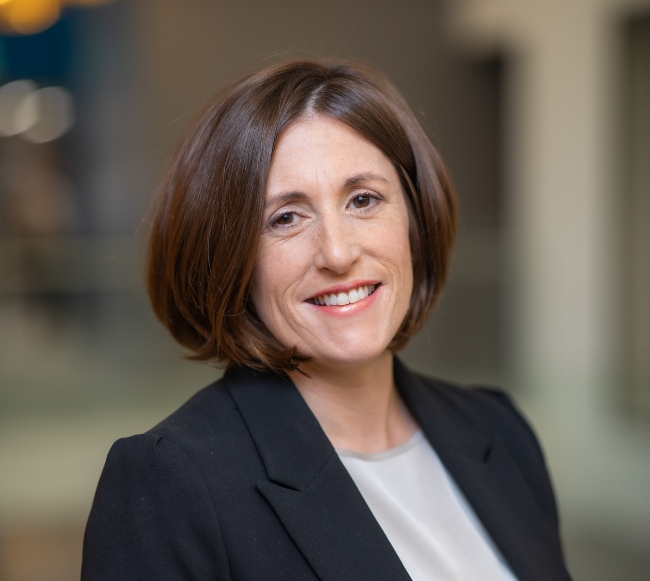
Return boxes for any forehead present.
[266,115,397,195]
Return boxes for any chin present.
[305,342,392,369]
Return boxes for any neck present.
[289,353,418,454]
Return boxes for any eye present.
[277,213,294,224]
[351,194,371,208]
[348,192,380,211]
[271,211,299,228]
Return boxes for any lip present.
[305,280,381,302]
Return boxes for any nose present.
[313,213,360,274]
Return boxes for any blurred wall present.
[448,0,650,578]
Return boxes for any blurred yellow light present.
[2,0,60,35]
[0,0,14,29]
[0,0,114,35]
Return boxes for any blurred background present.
[0,0,648,579]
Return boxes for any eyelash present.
[269,191,381,230]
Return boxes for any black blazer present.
[82,358,573,581]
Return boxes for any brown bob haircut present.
[146,58,457,374]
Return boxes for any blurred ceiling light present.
[0,81,74,141]
[20,86,74,143]
[0,79,37,136]
[0,0,60,35]
[13,84,40,133]
[0,0,113,35]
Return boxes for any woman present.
[82,58,573,581]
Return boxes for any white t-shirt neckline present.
[337,430,519,581]
[335,430,424,462]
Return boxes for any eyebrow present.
[264,191,308,209]
[265,172,390,209]
[343,172,390,188]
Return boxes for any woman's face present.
[251,115,413,368]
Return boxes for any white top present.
[337,431,519,581]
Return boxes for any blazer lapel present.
[394,358,571,581]
[224,366,411,581]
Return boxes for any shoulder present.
[146,376,236,441]
[406,368,560,528]
[98,373,265,502]
[419,373,543,453]
[409,369,549,467]
[121,375,250,461]
[98,377,239,501]
[84,375,258,579]
[111,372,269,487]
[83,395,233,580]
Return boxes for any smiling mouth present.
[307,284,379,306]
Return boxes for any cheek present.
[250,245,277,322]
[395,231,414,299]
[389,215,414,315]
[382,206,413,285]
[250,239,276,323]
[250,239,306,324]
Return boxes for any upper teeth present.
[309,284,377,306]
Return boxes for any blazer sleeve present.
[81,434,231,581]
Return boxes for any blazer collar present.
[224,364,411,581]
[393,358,571,581]
[224,359,571,581]
[223,359,492,489]
[224,365,333,491]
[393,357,493,462]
